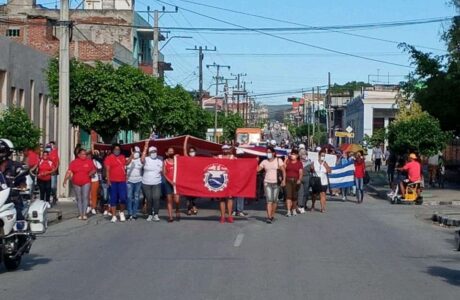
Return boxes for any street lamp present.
[160,36,193,51]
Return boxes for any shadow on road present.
[0,254,51,273]
[426,266,460,286]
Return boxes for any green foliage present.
[363,128,386,149]
[217,112,244,141]
[47,59,212,142]
[0,107,41,151]
[387,103,450,156]
[330,81,372,94]
[399,4,460,135]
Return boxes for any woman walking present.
[141,141,163,222]
[354,151,366,204]
[36,150,57,204]
[87,152,102,215]
[311,150,331,213]
[284,149,303,217]
[127,146,143,220]
[297,149,312,213]
[258,146,286,223]
[163,147,180,223]
[63,149,96,220]
[186,147,198,216]
[104,144,132,223]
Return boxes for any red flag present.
[174,156,257,198]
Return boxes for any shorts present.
[109,181,127,206]
[165,181,174,195]
[375,158,382,166]
[264,182,280,203]
[285,178,300,200]
[320,185,328,193]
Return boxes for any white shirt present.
[127,158,143,183]
[91,159,102,182]
[373,148,383,159]
[313,160,328,186]
[142,157,163,185]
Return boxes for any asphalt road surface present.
[1,194,459,300]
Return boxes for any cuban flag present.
[329,161,355,189]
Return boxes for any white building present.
[345,85,399,160]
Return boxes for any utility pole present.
[207,63,230,142]
[222,76,237,115]
[152,6,178,78]
[186,45,216,106]
[327,72,332,144]
[231,72,247,116]
[57,0,70,198]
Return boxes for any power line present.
[155,0,414,68]
[173,0,449,52]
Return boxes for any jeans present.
[74,183,90,215]
[127,181,142,217]
[355,178,364,202]
[142,184,161,216]
[51,174,58,199]
[233,197,244,213]
[341,187,348,200]
[264,183,280,203]
[298,176,311,207]
[37,179,52,203]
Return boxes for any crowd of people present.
[20,138,436,225]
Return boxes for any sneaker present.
[119,212,126,222]
[342,196,346,202]
[237,212,247,217]
[298,207,306,214]
[129,215,134,221]
[291,210,297,216]
[387,192,394,197]
[91,208,97,215]
[103,210,108,216]
[231,211,237,216]
[220,216,225,224]
[285,212,292,217]
[153,214,160,222]
[108,212,112,217]
[146,215,153,222]
[227,216,234,223]
[266,218,272,224]
[111,216,117,223]
[86,207,92,214]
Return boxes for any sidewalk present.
[366,170,460,206]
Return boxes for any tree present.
[47,59,163,143]
[387,102,450,156]
[400,1,460,135]
[217,112,244,141]
[0,107,41,151]
[363,128,385,149]
[330,81,372,94]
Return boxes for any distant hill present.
[267,105,291,122]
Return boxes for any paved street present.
[1,194,459,300]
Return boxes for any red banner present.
[174,156,258,198]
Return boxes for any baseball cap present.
[222,145,231,150]
[316,146,322,152]
[148,146,157,153]
[134,146,141,152]
[270,140,277,146]
[299,143,306,150]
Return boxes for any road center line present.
[233,233,244,247]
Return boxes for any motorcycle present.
[0,171,48,271]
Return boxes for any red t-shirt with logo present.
[403,161,422,182]
[69,158,96,186]
[27,150,40,168]
[164,159,174,183]
[37,159,55,181]
[104,154,127,182]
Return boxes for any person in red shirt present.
[104,143,132,223]
[36,151,56,204]
[354,151,366,204]
[47,141,59,204]
[284,149,304,217]
[398,153,422,197]
[63,149,96,220]
[163,147,180,223]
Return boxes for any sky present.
[22,0,459,104]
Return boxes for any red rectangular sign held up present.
[174,156,258,198]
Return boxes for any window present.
[9,87,17,106]
[373,117,385,131]
[30,80,35,120]
[18,89,24,108]
[6,29,20,37]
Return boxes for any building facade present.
[0,36,57,145]
[344,85,399,159]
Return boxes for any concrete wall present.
[0,36,57,144]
